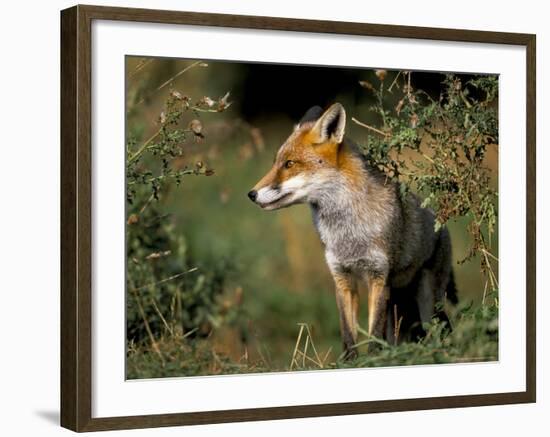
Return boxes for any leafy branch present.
[126,59,238,350]
[126,61,231,204]
[355,71,499,301]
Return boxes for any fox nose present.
[247,190,258,202]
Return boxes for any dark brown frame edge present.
[60,4,536,432]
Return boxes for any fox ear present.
[299,106,324,125]
[310,103,346,144]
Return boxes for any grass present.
[127,298,498,379]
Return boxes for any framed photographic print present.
[60,4,536,432]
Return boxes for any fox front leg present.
[367,275,390,344]
[331,270,359,360]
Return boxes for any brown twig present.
[290,324,304,370]
[289,323,325,370]
[321,347,333,367]
[139,193,155,215]
[304,324,323,367]
[150,297,173,337]
[135,60,204,106]
[482,279,489,306]
[129,58,154,79]
[387,71,402,93]
[128,128,162,163]
[130,286,165,366]
[351,117,390,137]
[393,304,403,346]
[132,267,198,292]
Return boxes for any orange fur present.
[253,124,365,193]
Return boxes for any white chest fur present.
[311,203,390,275]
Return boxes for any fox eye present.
[284,160,295,169]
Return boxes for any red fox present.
[248,103,457,359]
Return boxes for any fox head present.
[248,103,348,210]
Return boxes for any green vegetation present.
[127,301,497,378]
[125,58,499,379]
[356,72,498,292]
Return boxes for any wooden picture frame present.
[60,4,536,432]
